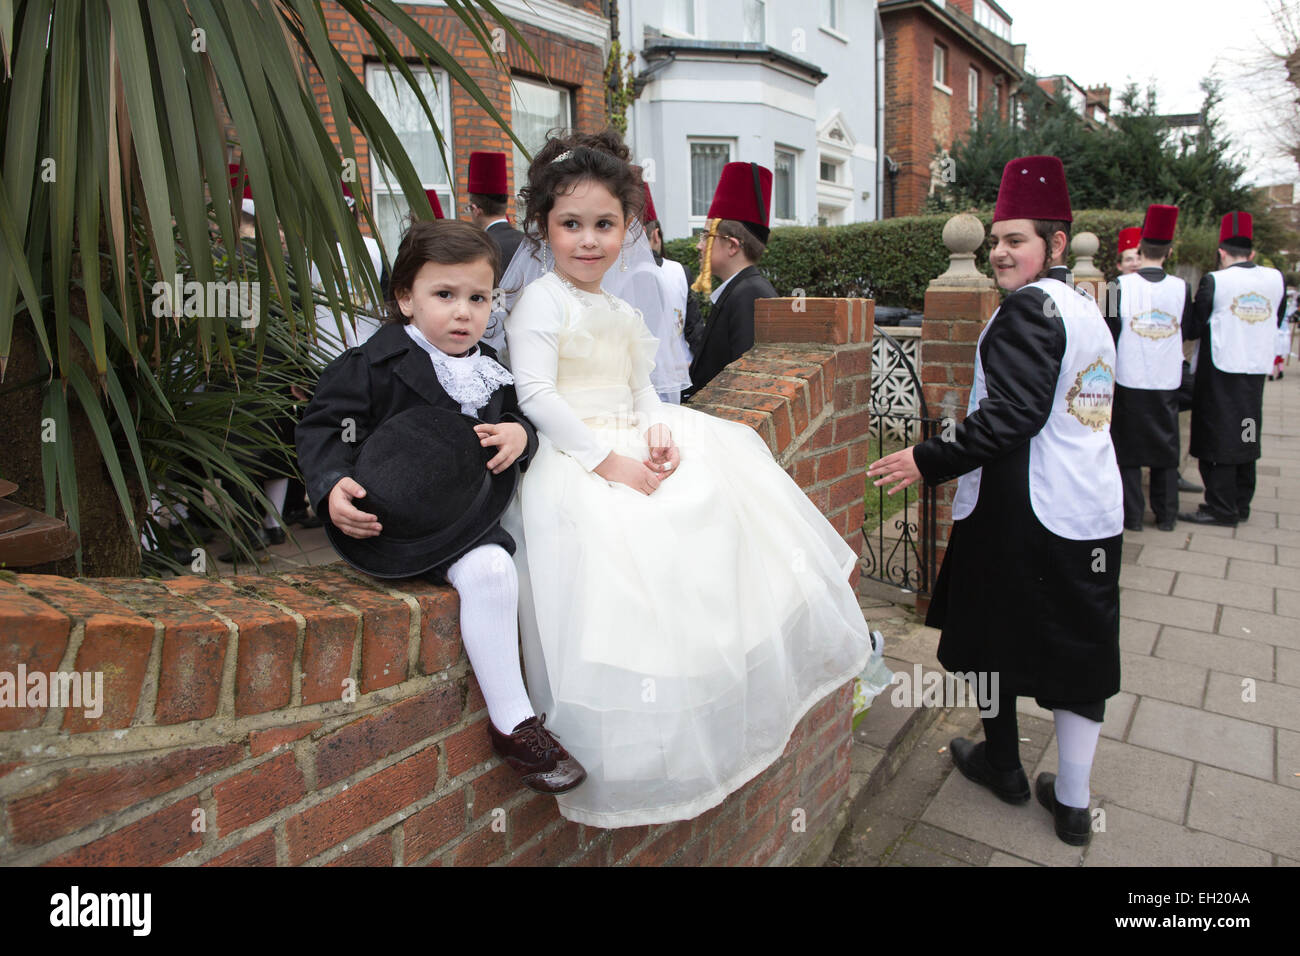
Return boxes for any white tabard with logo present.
[953,277,1123,540]
[1208,263,1285,373]
[1116,271,1187,389]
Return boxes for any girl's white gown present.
[502,271,872,828]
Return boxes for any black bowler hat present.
[325,406,518,578]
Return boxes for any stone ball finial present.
[930,213,995,290]
[942,213,985,255]
[1071,231,1099,258]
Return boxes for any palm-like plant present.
[0,0,535,574]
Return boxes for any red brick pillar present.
[917,215,999,617]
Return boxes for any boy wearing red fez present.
[1117,227,1141,275]
[1105,205,1194,532]
[466,151,525,266]
[683,161,777,400]
[1178,212,1287,526]
[869,156,1123,847]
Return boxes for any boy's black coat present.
[296,321,538,523]
[684,264,777,400]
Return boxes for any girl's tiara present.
[550,149,573,165]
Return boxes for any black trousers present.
[1120,466,1179,525]
[1198,460,1257,521]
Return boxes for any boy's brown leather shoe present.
[489,715,587,795]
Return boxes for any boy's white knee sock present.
[263,477,288,529]
[445,545,535,734]
[1052,708,1102,810]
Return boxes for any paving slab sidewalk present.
[831,365,1300,867]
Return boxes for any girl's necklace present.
[555,270,621,311]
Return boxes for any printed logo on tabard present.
[1130,308,1178,339]
[674,307,685,334]
[1066,358,1114,431]
[1231,292,1273,324]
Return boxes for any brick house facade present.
[315,1,611,252]
[879,0,1024,217]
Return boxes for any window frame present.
[773,145,799,225]
[968,66,980,119]
[365,61,453,258]
[742,0,766,44]
[661,0,699,38]
[687,138,735,233]
[509,74,575,206]
[933,42,950,93]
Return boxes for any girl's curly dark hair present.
[519,128,645,238]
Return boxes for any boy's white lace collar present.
[403,323,513,413]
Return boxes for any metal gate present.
[861,327,939,595]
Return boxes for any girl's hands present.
[643,423,680,478]
[595,452,663,495]
[474,422,528,474]
[328,477,382,538]
[866,446,922,495]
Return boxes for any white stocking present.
[1053,708,1102,809]
[263,477,288,529]
[445,544,535,734]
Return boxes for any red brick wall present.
[916,284,999,616]
[316,1,608,227]
[882,8,1011,217]
[0,300,873,867]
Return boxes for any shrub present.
[664,209,1221,310]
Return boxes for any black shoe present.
[284,509,323,530]
[949,737,1030,805]
[1156,519,1176,532]
[1035,773,1091,846]
[1178,510,1237,527]
[217,526,287,562]
[1124,521,1143,532]
[489,715,587,795]
[1178,476,1203,494]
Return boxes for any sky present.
[993,0,1295,187]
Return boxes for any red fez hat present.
[341,181,356,209]
[1117,227,1141,253]
[642,182,659,223]
[468,151,508,196]
[1142,205,1178,244]
[424,189,445,219]
[993,155,1072,223]
[707,162,773,243]
[228,163,254,214]
[1219,211,1252,248]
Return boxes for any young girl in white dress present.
[501,130,873,828]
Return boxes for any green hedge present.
[663,210,1221,310]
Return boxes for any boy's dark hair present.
[1031,219,1071,280]
[470,192,508,217]
[715,219,766,263]
[1219,241,1252,257]
[384,219,500,324]
[1138,239,1171,262]
[520,128,645,238]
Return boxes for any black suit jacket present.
[295,321,537,520]
[486,221,526,271]
[684,265,776,400]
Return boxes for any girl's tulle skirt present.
[501,403,873,828]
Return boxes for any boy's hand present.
[474,421,528,474]
[328,477,382,538]
[867,447,921,495]
[594,452,662,496]
[643,423,680,478]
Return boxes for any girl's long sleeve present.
[506,280,613,471]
